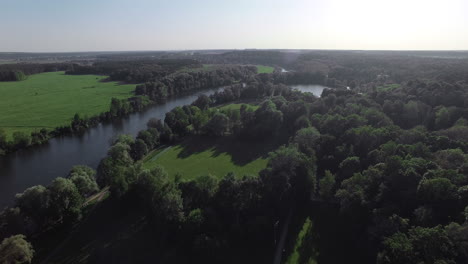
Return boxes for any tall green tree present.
[0,235,34,264]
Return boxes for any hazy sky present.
[1,0,467,52]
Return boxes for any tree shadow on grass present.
[177,134,289,166]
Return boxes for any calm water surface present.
[290,84,328,97]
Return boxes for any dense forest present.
[0,50,467,263]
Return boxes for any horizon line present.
[1,48,468,54]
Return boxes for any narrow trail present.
[148,146,172,162]
[273,208,293,264]
[40,187,109,264]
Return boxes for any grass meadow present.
[256,65,274,74]
[142,135,280,180]
[0,71,135,139]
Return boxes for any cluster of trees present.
[134,65,258,101]
[0,166,99,263]
[0,63,71,81]
[136,76,467,262]
[92,131,316,262]
[0,128,50,156]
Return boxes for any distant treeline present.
[66,59,202,83]
[0,63,71,81]
[194,50,468,90]
[134,65,258,101]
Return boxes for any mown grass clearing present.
[142,135,281,180]
[0,71,135,139]
[285,217,318,264]
[217,103,259,111]
[256,65,274,74]
[376,83,401,92]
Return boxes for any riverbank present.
[0,87,225,208]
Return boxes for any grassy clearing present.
[376,83,401,92]
[285,217,318,264]
[142,135,280,180]
[256,65,274,74]
[0,71,135,139]
[217,103,259,111]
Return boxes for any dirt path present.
[273,209,293,264]
[148,146,172,162]
[40,187,109,264]
[83,186,109,207]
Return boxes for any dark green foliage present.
[203,113,229,136]
[192,94,211,110]
[48,177,83,224]
[12,132,31,148]
[378,226,457,264]
[319,170,336,200]
[0,234,34,264]
[135,166,184,224]
[261,145,316,203]
[15,185,50,229]
[130,139,149,160]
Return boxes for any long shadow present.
[177,133,289,166]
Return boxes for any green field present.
[143,136,275,180]
[256,65,274,74]
[218,103,259,111]
[0,71,135,139]
[376,83,401,92]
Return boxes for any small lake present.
[290,84,329,97]
[0,87,224,208]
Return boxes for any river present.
[290,84,328,97]
[0,88,223,208]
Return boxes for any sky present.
[0,0,467,52]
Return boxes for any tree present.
[251,100,283,137]
[48,178,83,224]
[0,235,34,264]
[69,174,99,198]
[338,156,361,181]
[130,139,149,160]
[335,172,369,212]
[203,113,229,136]
[435,106,451,129]
[135,166,184,224]
[137,129,158,150]
[417,178,457,204]
[261,145,316,204]
[377,232,414,264]
[192,94,211,110]
[293,127,320,156]
[180,174,219,209]
[165,107,190,136]
[67,165,98,197]
[319,170,336,200]
[0,128,7,149]
[0,207,26,240]
[15,185,50,228]
[12,132,31,148]
[192,111,209,133]
[378,226,457,264]
[108,142,133,166]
